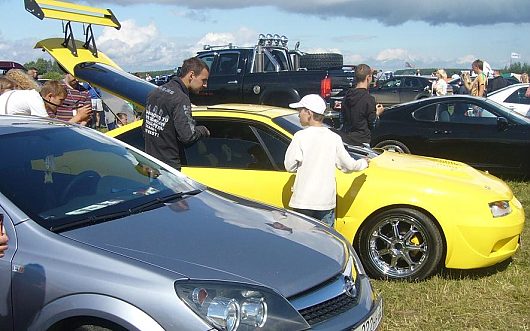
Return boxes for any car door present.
[399,77,428,103]
[372,77,401,105]
[430,100,520,171]
[195,52,244,105]
[181,119,295,208]
[0,210,15,331]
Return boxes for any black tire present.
[357,208,444,281]
[374,140,410,154]
[299,53,343,70]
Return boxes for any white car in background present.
[487,83,530,117]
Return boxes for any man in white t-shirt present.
[284,94,369,227]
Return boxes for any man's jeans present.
[294,208,335,227]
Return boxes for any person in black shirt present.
[143,57,210,170]
[340,64,385,146]
[488,70,508,94]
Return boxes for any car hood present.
[60,190,346,297]
[374,151,513,197]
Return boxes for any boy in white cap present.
[284,94,369,227]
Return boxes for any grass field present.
[373,179,529,330]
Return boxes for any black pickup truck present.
[190,35,355,124]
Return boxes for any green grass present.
[372,179,530,330]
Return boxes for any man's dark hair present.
[179,57,209,77]
[355,64,372,82]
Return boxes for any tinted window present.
[198,54,215,70]
[382,78,401,88]
[254,126,289,170]
[215,53,239,75]
[186,120,274,170]
[413,105,436,121]
[270,49,289,71]
[0,126,194,230]
[505,87,530,104]
[447,102,497,124]
[403,77,421,88]
[114,127,145,151]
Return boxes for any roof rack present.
[25,0,121,57]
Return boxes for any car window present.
[505,87,530,105]
[114,126,145,151]
[198,54,215,70]
[382,78,401,88]
[185,120,274,170]
[446,102,497,124]
[215,53,239,75]
[0,126,195,230]
[253,126,290,170]
[403,77,421,88]
[269,49,289,71]
[413,105,436,121]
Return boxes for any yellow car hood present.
[373,151,513,198]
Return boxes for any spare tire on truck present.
[300,53,343,70]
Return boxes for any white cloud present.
[375,48,413,62]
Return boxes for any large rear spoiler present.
[25,0,121,57]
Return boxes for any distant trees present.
[23,58,63,79]
[503,62,530,74]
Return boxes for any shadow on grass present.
[438,258,512,280]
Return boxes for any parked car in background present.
[487,83,530,117]
[0,115,382,331]
[371,95,530,176]
[369,75,434,106]
[0,61,25,75]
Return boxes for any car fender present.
[29,293,164,331]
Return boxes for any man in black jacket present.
[341,64,385,146]
[143,57,210,170]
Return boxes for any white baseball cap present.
[289,94,326,115]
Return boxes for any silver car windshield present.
[0,125,197,230]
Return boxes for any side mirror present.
[497,117,509,131]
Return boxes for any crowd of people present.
[0,67,134,130]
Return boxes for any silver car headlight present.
[489,200,511,218]
[175,281,309,331]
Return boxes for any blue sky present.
[1,0,529,72]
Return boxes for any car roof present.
[0,115,72,135]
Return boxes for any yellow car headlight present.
[489,201,511,218]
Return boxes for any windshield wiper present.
[51,189,202,233]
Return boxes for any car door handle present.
[227,80,238,84]
[434,130,452,134]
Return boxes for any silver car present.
[0,115,382,331]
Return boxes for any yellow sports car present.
[36,39,524,281]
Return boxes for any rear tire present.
[357,208,444,281]
[374,140,410,154]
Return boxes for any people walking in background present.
[340,63,385,147]
[143,57,210,170]
[488,70,508,93]
[463,59,487,97]
[26,67,40,82]
[433,69,448,96]
[284,94,369,227]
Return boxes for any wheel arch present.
[28,293,164,331]
[352,203,448,268]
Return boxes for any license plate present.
[352,297,383,331]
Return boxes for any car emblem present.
[344,276,357,298]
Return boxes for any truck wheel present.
[357,208,444,281]
[300,53,343,70]
[374,140,410,153]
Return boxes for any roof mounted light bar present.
[25,0,121,57]
[257,34,288,47]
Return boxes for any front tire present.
[357,208,444,281]
[374,139,410,154]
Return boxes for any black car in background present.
[370,75,434,106]
[371,95,530,176]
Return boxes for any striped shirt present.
[51,83,90,121]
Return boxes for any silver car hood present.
[61,190,346,297]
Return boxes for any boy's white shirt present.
[284,126,368,210]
